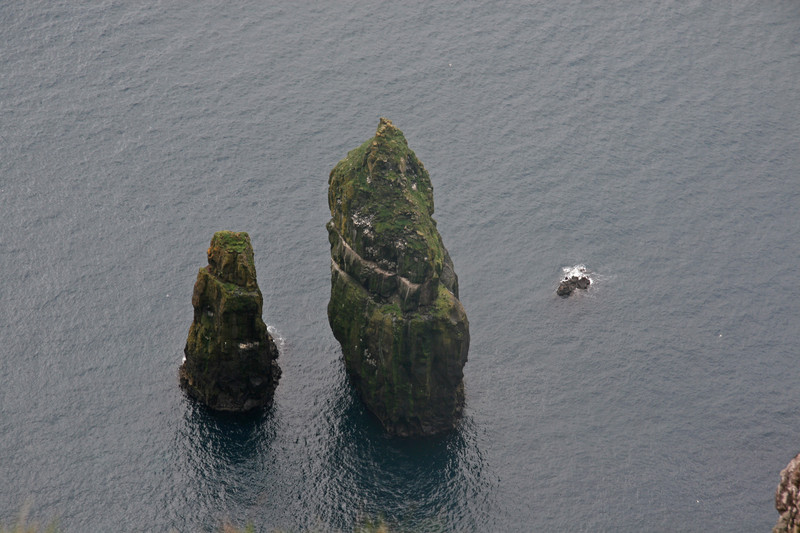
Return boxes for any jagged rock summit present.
[327,118,469,436]
[180,231,280,412]
[774,452,800,533]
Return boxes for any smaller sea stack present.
[180,231,280,411]
[557,266,591,296]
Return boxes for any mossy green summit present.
[327,118,469,436]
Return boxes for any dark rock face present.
[180,231,280,412]
[557,269,591,296]
[774,452,800,533]
[327,118,469,436]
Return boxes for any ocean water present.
[1,1,799,531]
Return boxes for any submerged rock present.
[180,231,280,411]
[326,118,469,436]
[774,452,800,533]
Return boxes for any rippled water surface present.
[1,1,799,531]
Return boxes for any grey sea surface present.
[2,1,799,531]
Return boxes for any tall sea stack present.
[180,231,280,411]
[326,118,469,436]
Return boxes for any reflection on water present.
[171,397,280,532]
[169,363,496,532]
[308,377,497,532]
[179,399,277,465]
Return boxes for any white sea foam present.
[267,324,286,350]
[561,264,592,282]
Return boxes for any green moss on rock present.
[180,231,280,412]
[327,119,469,436]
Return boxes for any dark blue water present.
[2,1,799,531]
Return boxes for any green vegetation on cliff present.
[0,504,393,533]
[328,118,444,285]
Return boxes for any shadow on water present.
[166,356,496,532]
[180,399,277,464]
[310,377,497,532]
[170,396,280,532]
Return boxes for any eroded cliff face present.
[180,231,280,412]
[327,118,469,436]
[775,452,800,533]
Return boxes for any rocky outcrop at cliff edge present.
[180,231,280,412]
[326,118,469,436]
[774,452,800,533]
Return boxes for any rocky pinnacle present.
[180,231,280,412]
[327,118,469,436]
